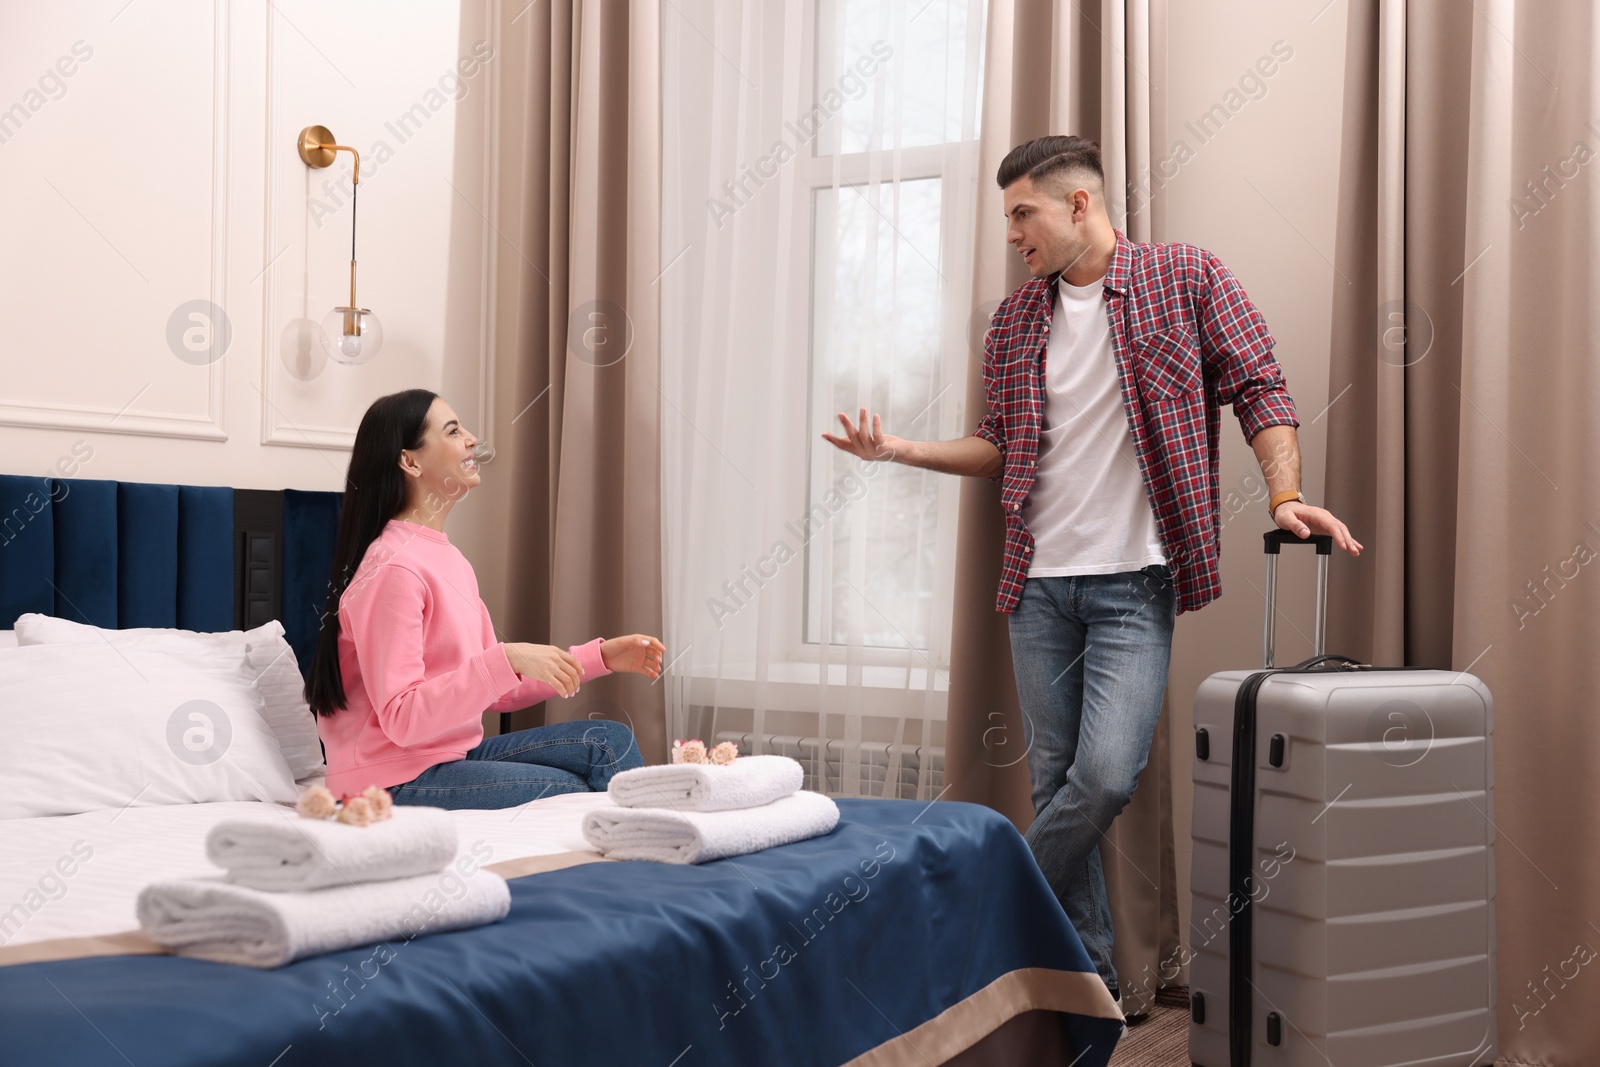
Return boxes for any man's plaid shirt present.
[972,230,1299,615]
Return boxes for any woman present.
[305,388,663,809]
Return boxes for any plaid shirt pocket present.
[1132,327,1204,401]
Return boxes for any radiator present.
[713,732,945,801]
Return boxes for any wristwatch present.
[1268,489,1305,518]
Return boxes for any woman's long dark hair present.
[306,388,438,716]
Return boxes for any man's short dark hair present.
[996,135,1105,197]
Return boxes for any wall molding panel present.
[0,0,231,443]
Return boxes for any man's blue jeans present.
[1007,565,1176,992]
[388,719,642,810]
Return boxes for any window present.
[798,0,987,665]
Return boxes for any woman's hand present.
[504,643,583,698]
[600,634,666,680]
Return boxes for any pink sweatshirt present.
[319,519,610,796]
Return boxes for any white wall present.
[1160,0,1351,962]
[0,0,497,492]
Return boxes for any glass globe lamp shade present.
[319,306,383,365]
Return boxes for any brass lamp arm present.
[296,124,365,308]
[297,125,362,184]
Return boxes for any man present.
[821,134,1362,998]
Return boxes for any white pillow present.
[0,640,301,818]
[13,615,325,780]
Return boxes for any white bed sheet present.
[0,791,615,948]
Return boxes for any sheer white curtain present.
[661,0,986,798]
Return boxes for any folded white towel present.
[607,754,805,812]
[136,868,510,968]
[580,790,840,864]
[205,807,457,891]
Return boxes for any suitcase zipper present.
[1228,667,1277,1067]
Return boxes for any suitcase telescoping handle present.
[1262,530,1332,668]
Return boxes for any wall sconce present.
[297,125,383,365]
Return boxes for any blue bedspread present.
[0,799,1121,1067]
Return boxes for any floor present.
[1108,987,1192,1067]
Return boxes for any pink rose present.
[671,739,708,765]
[337,796,376,826]
[296,785,337,820]
[708,741,739,766]
[361,785,394,821]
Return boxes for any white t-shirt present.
[1020,276,1167,577]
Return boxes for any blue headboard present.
[0,475,342,673]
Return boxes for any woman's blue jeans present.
[388,719,643,810]
[1006,565,1176,992]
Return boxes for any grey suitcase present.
[1187,530,1497,1067]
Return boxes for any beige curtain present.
[1326,2,1600,1063]
[501,0,667,764]
[946,0,1181,1017]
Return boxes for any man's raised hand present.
[820,407,905,463]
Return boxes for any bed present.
[0,475,1123,1066]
